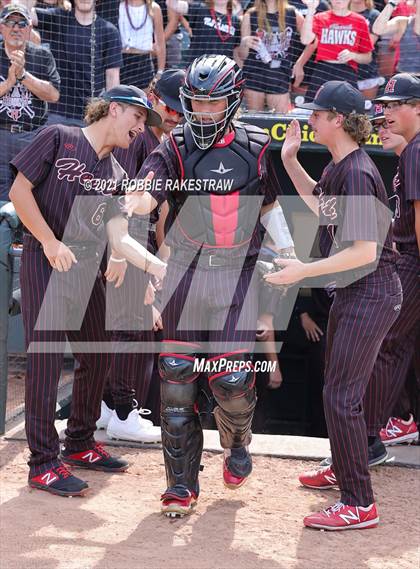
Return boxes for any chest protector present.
[169,122,269,248]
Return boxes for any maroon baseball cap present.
[375,73,420,102]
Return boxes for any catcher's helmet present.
[180,54,244,150]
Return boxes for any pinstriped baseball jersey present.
[313,148,397,283]
[393,132,420,250]
[10,125,125,244]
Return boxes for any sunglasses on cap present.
[3,18,29,28]
[157,97,180,116]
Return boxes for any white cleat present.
[96,401,113,430]
[106,409,162,443]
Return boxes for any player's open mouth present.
[128,130,138,141]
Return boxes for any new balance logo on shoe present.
[339,509,360,525]
[325,471,337,485]
[81,451,101,463]
[41,471,59,485]
[304,502,379,531]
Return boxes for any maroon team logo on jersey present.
[55,158,94,187]
[64,143,75,151]
[385,79,397,94]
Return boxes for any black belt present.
[0,123,38,133]
[172,249,256,269]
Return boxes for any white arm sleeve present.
[260,202,294,250]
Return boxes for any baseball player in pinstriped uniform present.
[267,81,402,530]
[126,54,294,517]
[95,70,186,443]
[364,73,420,447]
[9,85,166,497]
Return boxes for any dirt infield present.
[1,440,418,569]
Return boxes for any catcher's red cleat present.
[299,465,337,489]
[223,447,252,490]
[304,502,379,531]
[161,487,197,518]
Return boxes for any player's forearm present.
[115,234,167,277]
[9,175,56,246]
[260,201,294,251]
[20,74,59,102]
[304,240,377,277]
[107,216,167,277]
[282,156,319,215]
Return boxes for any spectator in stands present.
[119,0,165,89]
[372,0,420,75]
[300,0,374,101]
[238,0,305,112]
[33,0,122,126]
[154,0,184,68]
[0,3,59,202]
[167,0,242,65]
[36,0,71,9]
[351,0,381,98]
[288,0,328,95]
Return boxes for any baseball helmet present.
[180,54,244,150]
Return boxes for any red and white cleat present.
[304,501,379,531]
[299,465,337,489]
[161,488,197,518]
[380,415,419,446]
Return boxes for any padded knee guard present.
[159,352,203,496]
[209,363,256,449]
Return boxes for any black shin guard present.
[161,405,203,497]
[159,351,203,496]
[209,366,257,449]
